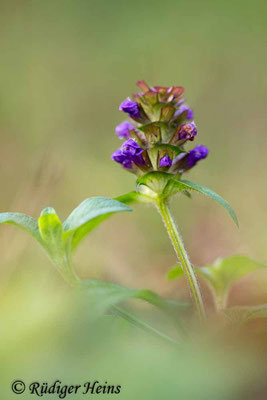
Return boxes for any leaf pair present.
[0,198,189,336]
[135,171,238,226]
[0,197,132,282]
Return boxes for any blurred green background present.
[0,0,267,398]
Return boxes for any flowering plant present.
[112,81,238,321]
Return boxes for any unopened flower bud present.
[186,145,209,167]
[177,123,197,141]
[119,99,140,118]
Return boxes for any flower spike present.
[112,81,209,178]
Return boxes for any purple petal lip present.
[187,145,209,167]
[115,121,135,139]
[111,139,144,169]
[159,155,172,168]
[111,149,133,169]
[121,139,143,157]
[119,100,140,118]
[111,148,126,163]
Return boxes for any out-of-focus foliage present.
[199,255,267,303]
[168,255,267,315]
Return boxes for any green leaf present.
[162,178,194,198]
[0,212,42,243]
[79,279,189,315]
[38,207,65,261]
[167,265,184,280]
[171,179,239,227]
[63,197,132,250]
[166,255,267,309]
[223,305,267,324]
[199,255,267,297]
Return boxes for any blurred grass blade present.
[0,212,42,243]
[63,197,132,250]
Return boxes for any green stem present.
[59,262,81,286]
[157,198,206,322]
[55,253,81,287]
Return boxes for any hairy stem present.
[157,198,206,322]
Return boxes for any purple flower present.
[177,123,197,141]
[172,145,209,171]
[115,121,135,139]
[111,139,145,169]
[159,155,172,168]
[111,149,133,169]
[187,145,209,167]
[119,99,140,118]
[121,139,143,157]
[177,104,194,120]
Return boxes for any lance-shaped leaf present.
[164,179,238,226]
[0,212,41,243]
[79,279,189,315]
[63,197,132,251]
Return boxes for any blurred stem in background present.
[157,198,206,323]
